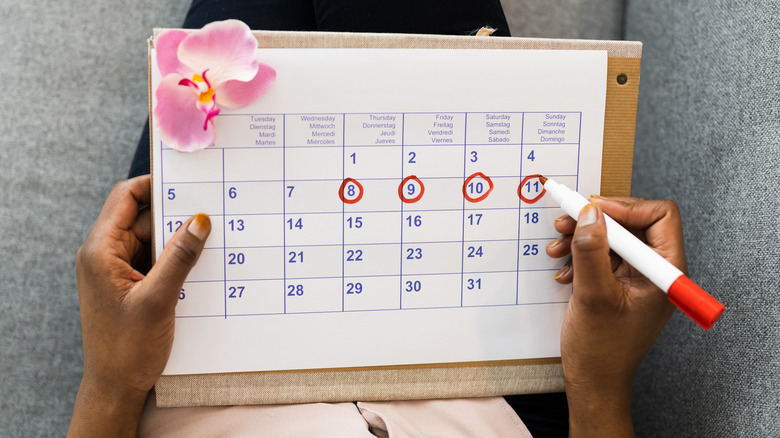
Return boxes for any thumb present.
[142,213,211,308]
[571,204,621,308]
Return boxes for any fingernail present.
[590,194,605,199]
[579,204,599,226]
[187,213,211,241]
[547,235,563,249]
[555,215,567,222]
[553,264,571,280]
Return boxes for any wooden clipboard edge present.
[148,30,641,406]
[151,29,642,57]
[156,359,564,407]
[601,57,641,197]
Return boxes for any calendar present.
[151,48,607,375]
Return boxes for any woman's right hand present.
[546,197,684,437]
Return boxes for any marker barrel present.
[544,178,724,329]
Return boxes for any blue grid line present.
[160,141,165,249]
[164,111,582,318]
[282,114,287,314]
[577,111,583,191]
[162,173,578,185]
[222,148,228,319]
[163,142,581,151]
[163,205,566,220]
[460,113,468,306]
[183,267,560,284]
[516,113,525,305]
[216,111,580,117]
[398,113,405,310]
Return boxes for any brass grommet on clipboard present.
[617,73,628,85]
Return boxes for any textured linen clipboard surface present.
[150,30,641,407]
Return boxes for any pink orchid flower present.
[154,20,276,152]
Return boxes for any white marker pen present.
[540,176,725,330]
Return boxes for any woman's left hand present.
[68,175,210,437]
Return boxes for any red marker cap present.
[667,275,725,330]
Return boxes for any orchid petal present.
[154,74,216,152]
[214,63,276,109]
[156,30,191,77]
[177,19,259,86]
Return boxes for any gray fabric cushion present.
[626,1,780,436]
[0,1,191,435]
[501,0,624,39]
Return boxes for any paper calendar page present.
[151,48,607,375]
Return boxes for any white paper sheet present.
[151,48,607,375]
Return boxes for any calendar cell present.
[517,239,567,271]
[466,112,522,145]
[519,175,578,209]
[517,208,561,240]
[403,113,465,146]
[164,214,225,249]
[523,112,581,144]
[162,148,223,182]
[462,240,519,273]
[162,182,223,216]
[284,278,343,313]
[462,176,521,210]
[517,270,572,304]
[176,281,224,317]
[161,217,185,246]
[520,144,579,176]
[462,209,519,241]
[285,147,343,180]
[285,114,344,147]
[284,179,344,214]
[284,213,343,246]
[225,247,285,281]
[400,177,463,212]
[401,210,463,243]
[284,245,342,279]
[224,181,284,215]
[402,145,464,178]
[401,242,462,275]
[186,248,225,282]
[344,276,401,311]
[463,145,523,177]
[224,148,284,181]
[214,114,283,148]
[343,146,402,179]
[461,272,518,307]
[344,113,402,147]
[400,274,461,309]
[225,280,285,315]
[344,212,402,245]
[343,244,401,277]
[342,179,402,213]
[224,214,283,247]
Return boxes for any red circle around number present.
[518,174,547,204]
[462,172,494,203]
[398,175,425,203]
[338,178,364,204]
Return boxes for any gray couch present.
[1,0,776,435]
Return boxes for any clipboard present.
[150,30,641,407]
